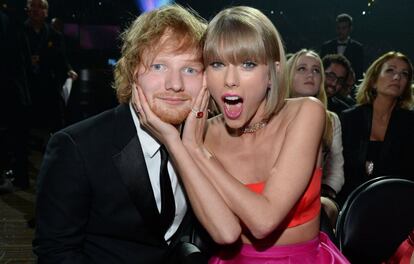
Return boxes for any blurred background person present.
[286,49,344,227]
[337,67,357,106]
[322,54,353,115]
[23,0,77,136]
[320,13,364,81]
[50,16,62,32]
[338,51,414,206]
[0,7,31,191]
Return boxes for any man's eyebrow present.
[183,60,204,65]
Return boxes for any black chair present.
[336,176,414,263]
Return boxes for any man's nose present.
[165,70,184,91]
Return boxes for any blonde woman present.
[286,49,344,226]
[339,51,414,205]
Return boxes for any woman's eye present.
[312,68,321,74]
[242,61,257,69]
[210,62,224,68]
[401,71,409,78]
[297,66,306,72]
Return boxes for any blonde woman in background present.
[286,49,344,227]
[338,51,414,205]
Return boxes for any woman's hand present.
[131,84,180,145]
[182,87,209,151]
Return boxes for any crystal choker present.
[242,119,268,134]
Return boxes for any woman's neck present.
[372,95,397,120]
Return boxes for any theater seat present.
[336,177,414,264]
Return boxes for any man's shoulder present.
[61,104,128,140]
[341,104,366,118]
[322,39,336,47]
[331,96,350,108]
[349,38,363,48]
[320,39,337,56]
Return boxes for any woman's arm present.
[185,98,325,239]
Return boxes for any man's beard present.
[151,102,191,126]
[325,85,336,97]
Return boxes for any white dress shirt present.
[130,104,187,241]
[337,37,350,55]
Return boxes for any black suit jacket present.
[327,96,351,116]
[338,104,414,206]
[320,38,364,80]
[33,104,211,263]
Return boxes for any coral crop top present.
[245,168,322,228]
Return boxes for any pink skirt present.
[209,232,350,264]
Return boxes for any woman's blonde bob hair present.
[286,49,335,149]
[356,51,414,109]
[113,4,206,104]
[203,6,287,119]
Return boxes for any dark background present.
[3,0,413,120]
[5,0,414,68]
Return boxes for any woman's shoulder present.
[284,97,325,118]
[394,108,414,129]
[396,107,414,117]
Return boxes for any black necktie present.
[159,145,176,234]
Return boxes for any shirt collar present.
[337,37,350,44]
[129,103,160,158]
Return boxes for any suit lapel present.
[377,107,399,172]
[112,104,164,240]
[344,41,353,59]
[359,106,372,176]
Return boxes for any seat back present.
[336,177,414,263]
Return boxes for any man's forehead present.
[329,63,346,76]
[145,47,202,63]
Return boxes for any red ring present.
[196,111,204,118]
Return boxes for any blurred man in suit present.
[321,13,364,80]
[322,54,352,115]
[24,0,77,133]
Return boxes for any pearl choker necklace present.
[242,119,268,134]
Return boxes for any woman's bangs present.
[204,24,266,65]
